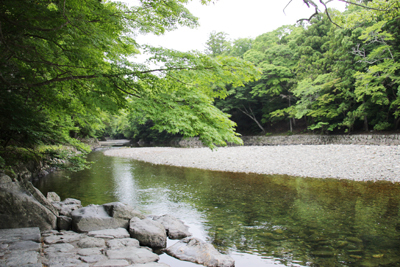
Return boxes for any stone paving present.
[0,227,170,267]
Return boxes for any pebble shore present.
[104,145,400,182]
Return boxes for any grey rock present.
[93,259,130,266]
[79,254,108,263]
[43,231,82,244]
[152,214,191,239]
[165,237,235,267]
[19,177,59,216]
[8,240,40,251]
[5,251,39,267]
[45,243,75,252]
[0,227,41,242]
[129,217,167,249]
[52,198,82,216]
[106,238,140,249]
[77,237,106,248]
[106,247,159,264]
[57,215,72,230]
[42,251,89,267]
[77,248,103,256]
[47,192,61,202]
[88,228,130,239]
[0,174,57,231]
[71,204,128,232]
[130,263,170,267]
[103,202,146,220]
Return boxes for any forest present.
[0,0,399,169]
[207,0,400,135]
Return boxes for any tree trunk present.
[364,115,369,132]
[238,105,266,134]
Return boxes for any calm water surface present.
[34,149,400,267]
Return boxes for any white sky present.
[132,0,346,52]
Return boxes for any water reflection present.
[34,150,400,267]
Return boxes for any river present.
[34,149,400,267]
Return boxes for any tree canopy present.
[214,0,400,135]
[0,0,260,151]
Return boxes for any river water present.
[34,150,400,267]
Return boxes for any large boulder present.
[71,205,125,232]
[103,202,145,220]
[152,214,191,239]
[165,237,235,267]
[0,173,57,231]
[71,202,144,232]
[129,217,167,249]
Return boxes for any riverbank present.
[104,145,400,182]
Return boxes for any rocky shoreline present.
[0,171,233,267]
[104,145,400,182]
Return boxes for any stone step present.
[0,227,42,267]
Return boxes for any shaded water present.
[34,150,400,267]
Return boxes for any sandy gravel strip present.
[104,145,400,182]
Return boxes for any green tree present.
[0,0,260,152]
[205,31,231,57]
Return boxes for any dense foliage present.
[0,0,260,162]
[214,0,400,134]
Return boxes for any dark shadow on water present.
[34,151,400,267]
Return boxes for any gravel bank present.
[104,145,400,182]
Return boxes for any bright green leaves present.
[252,64,293,97]
[126,77,243,149]
[0,0,261,151]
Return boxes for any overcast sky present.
[132,0,346,53]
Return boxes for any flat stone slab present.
[0,227,41,242]
[77,237,106,248]
[79,254,108,263]
[93,259,130,266]
[106,247,159,264]
[88,228,130,239]
[5,251,41,266]
[77,248,104,256]
[43,230,82,244]
[8,240,40,251]
[131,263,170,267]
[106,238,140,249]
